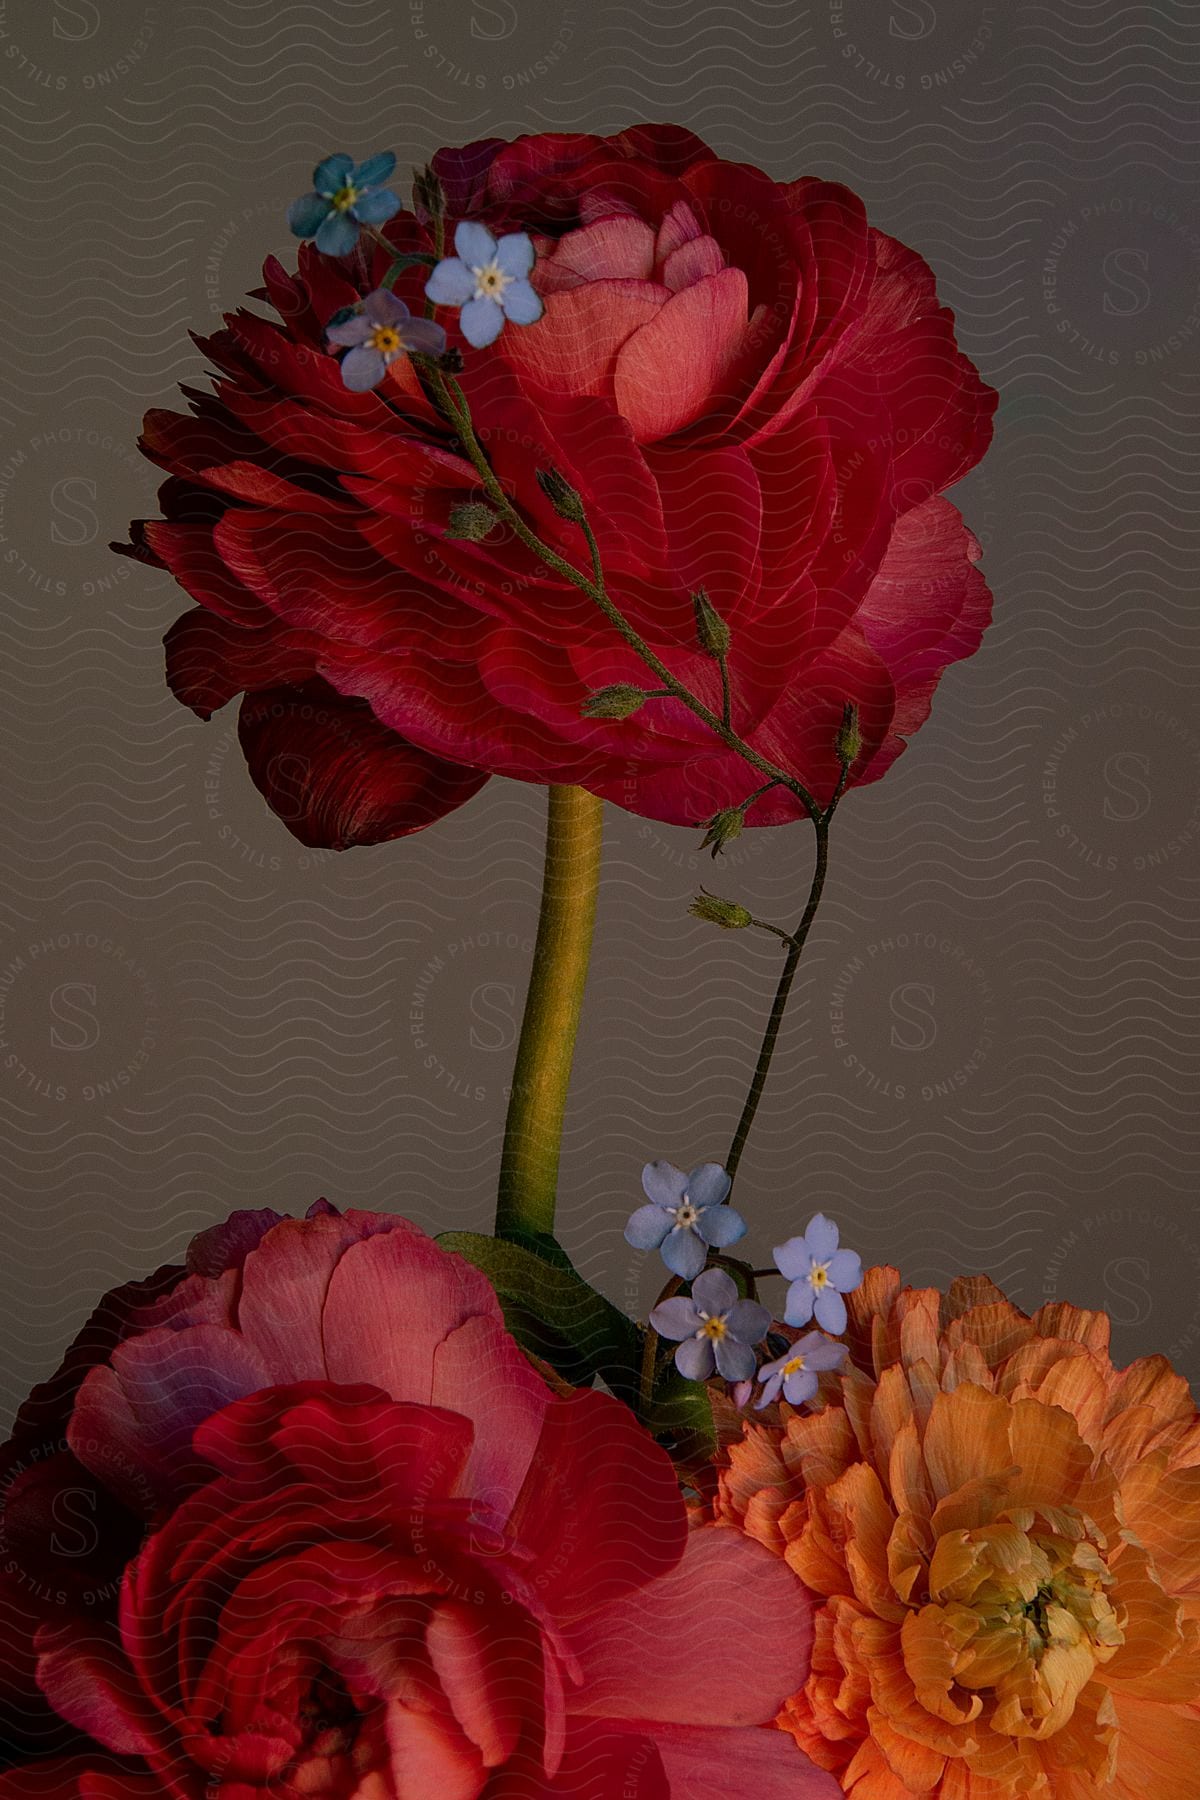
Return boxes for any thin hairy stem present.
[427,368,822,824]
[725,816,832,1184]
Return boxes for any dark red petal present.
[648,440,762,625]
[164,609,321,717]
[35,1620,156,1760]
[238,680,488,848]
[222,389,471,489]
[508,1391,687,1622]
[852,497,993,786]
[323,644,604,788]
[568,1529,813,1727]
[0,1758,160,1799]
[184,1207,290,1277]
[751,627,898,808]
[139,405,263,476]
[145,522,275,628]
[647,1724,844,1798]
[488,1718,670,1800]
[193,1385,474,1507]
[610,122,715,178]
[430,135,509,217]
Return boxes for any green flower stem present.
[718,654,733,730]
[639,1273,682,1416]
[495,784,604,1243]
[429,368,822,826]
[725,813,831,1184]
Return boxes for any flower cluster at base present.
[626,1163,864,1416]
[0,1203,840,1800]
[128,124,996,854]
[706,1267,1200,1800]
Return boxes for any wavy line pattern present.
[1,0,1198,1435]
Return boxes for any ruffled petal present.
[508,1390,687,1619]
[569,1528,815,1727]
[651,1723,844,1796]
[237,680,488,848]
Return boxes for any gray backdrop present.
[2,0,1198,1426]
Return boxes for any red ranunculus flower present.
[123,124,997,849]
[0,1204,839,1798]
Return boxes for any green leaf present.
[644,1354,718,1462]
[437,1231,642,1405]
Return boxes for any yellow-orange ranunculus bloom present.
[709,1267,1200,1798]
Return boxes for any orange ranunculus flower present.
[708,1266,1200,1799]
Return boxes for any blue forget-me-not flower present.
[425,222,544,348]
[755,1330,848,1409]
[650,1267,770,1384]
[288,152,401,257]
[773,1213,863,1334]
[326,289,446,392]
[625,1160,746,1281]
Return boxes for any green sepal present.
[381,252,437,289]
[437,1230,642,1405]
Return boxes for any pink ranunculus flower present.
[0,1204,840,1798]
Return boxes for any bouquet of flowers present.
[1,127,1194,1800]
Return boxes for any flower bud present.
[536,467,585,522]
[688,890,754,930]
[412,164,446,223]
[692,587,731,659]
[325,302,361,334]
[446,502,498,541]
[582,684,647,720]
[701,807,745,857]
[437,346,465,374]
[836,702,862,765]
